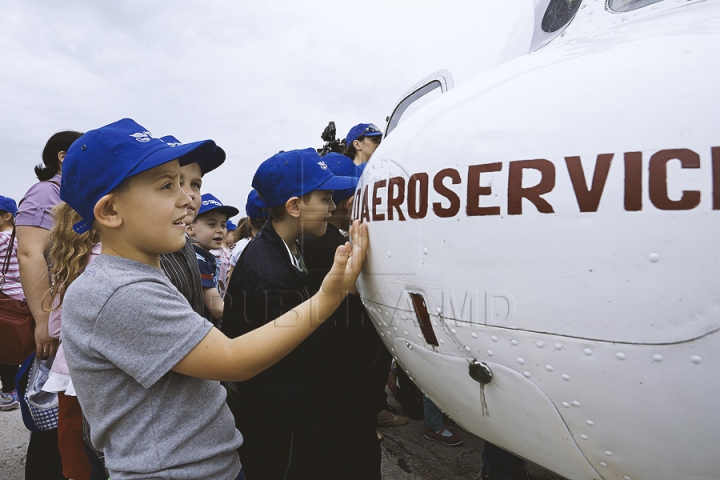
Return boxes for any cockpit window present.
[608,0,664,12]
[541,0,583,33]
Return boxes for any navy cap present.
[226,219,237,231]
[246,189,269,219]
[161,135,225,176]
[0,195,18,217]
[252,148,357,207]
[197,193,240,219]
[61,118,217,234]
[345,123,382,146]
[322,153,363,204]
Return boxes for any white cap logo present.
[317,161,328,170]
[129,131,156,143]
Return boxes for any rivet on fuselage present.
[555,343,563,350]
[491,336,498,342]
[562,374,570,381]
[572,401,581,407]
[536,341,545,348]
[562,402,571,408]
[511,339,518,346]
[580,434,589,440]
[653,354,663,362]
[584,348,593,356]
[517,358,525,365]
[523,371,531,378]
[586,420,595,426]
[471,332,478,339]
[545,365,554,372]
[691,355,702,364]
[487,350,494,356]
[616,352,626,360]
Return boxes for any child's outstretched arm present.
[173,220,369,382]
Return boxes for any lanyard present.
[281,239,304,272]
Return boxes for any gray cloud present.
[0,0,522,213]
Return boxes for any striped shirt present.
[159,237,205,316]
[0,231,25,301]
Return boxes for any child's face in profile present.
[298,190,335,237]
[109,160,191,264]
[179,162,203,226]
[188,210,227,251]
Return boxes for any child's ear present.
[186,223,195,237]
[93,194,123,229]
[285,197,301,218]
[340,196,354,210]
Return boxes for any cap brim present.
[198,146,226,175]
[126,140,217,178]
[316,175,358,191]
[209,205,240,218]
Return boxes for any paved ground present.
[379,395,566,480]
[1,396,567,480]
[0,407,28,479]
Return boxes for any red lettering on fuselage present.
[350,147,718,222]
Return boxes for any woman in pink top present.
[15,130,83,480]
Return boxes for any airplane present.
[352,0,720,478]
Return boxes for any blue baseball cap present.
[0,195,18,217]
[246,189,268,219]
[197,193,239,219]
[345,123,383,146]
[252,148,357,207]
[322,153,363,204]
[161,135,225,176]
[61,118,217,234]
[226,219,237,231]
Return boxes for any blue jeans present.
[234,469,246,480]
[422,394,443,431]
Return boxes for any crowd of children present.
[0,119,529,480]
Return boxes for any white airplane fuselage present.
[354,1,720,479]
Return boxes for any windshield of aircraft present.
[608,0,664,12]
[542,0,583,33]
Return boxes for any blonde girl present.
[43,203,101,480]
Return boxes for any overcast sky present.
[0,0,524,218]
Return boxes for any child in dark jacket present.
[223,148,356,480]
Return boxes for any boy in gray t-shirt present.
[59,118,368,480]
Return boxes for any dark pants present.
[237,421,316,480]
[481,442,524,480]
[315,418,381,480]
[25,429,67,480]
[0,363,18,392]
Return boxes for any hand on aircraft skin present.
[319,220,368,303]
